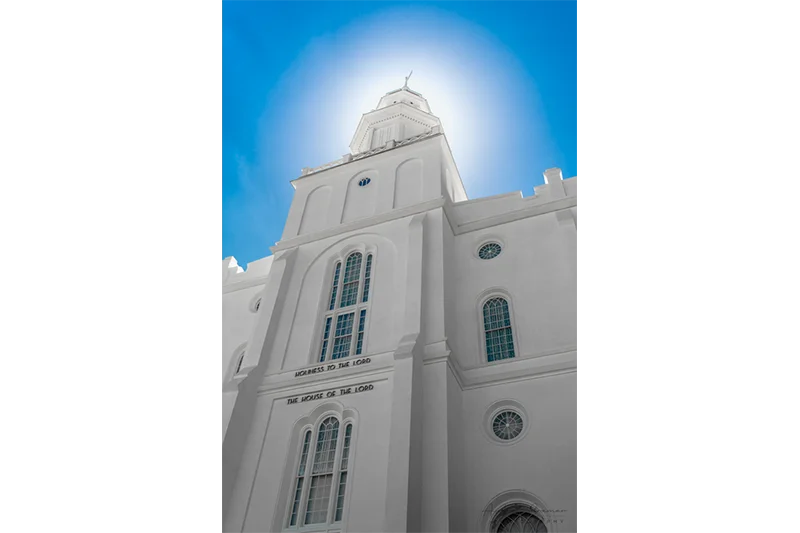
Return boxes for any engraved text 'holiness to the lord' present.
[293,357,372,378]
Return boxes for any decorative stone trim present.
[270,197,445,254]
[355,111,434,149]
[299,130,440,178]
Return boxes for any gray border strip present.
[578,0,583,176]
[217,0,222,264]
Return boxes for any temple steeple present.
[349,80,440,154]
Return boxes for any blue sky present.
[223,1,576,266]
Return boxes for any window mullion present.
[289,431,309,528]
[298,429,318,527]
[357,252,367,305]
[335,261,344,309]
[323,315,329,362]
[362,309,369,357]
[328,313,335,362]
[319,313,333,363]
[326,423,346,524]
[348,308,358,358]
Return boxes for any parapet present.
[447,167,577,231]
[223,255,274,288]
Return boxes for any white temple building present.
[222,82,577,533]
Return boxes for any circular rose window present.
[478,242,502,260]
[492,410,524,441]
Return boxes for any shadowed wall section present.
[298,185,332,235]
[342,171,378,223]
[393,158,423,209]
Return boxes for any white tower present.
[223,82,577,533]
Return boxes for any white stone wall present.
[223,94,576,532]
[459,373,577,533]
[282,137,453,241]
[446,210,578,370]
[222,256,273,438]
[237,379,394,533]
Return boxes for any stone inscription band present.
[286,381,375,405]
[293,356,372,378]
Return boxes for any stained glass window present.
[492,411,524,441]
[495,511,547,532]
[355,310,366,356]
[319,317,332,363]
[340,253,363,308]
[331,313,355,360]
[304,417,339,525]
[478,242,502,260]
[317,249,373,362]
[361,254,373,302]
[483,297,515,362]
[288,418,355,528]
[334,424,352,521]
[328,262,341,311]
[289,430,311,526]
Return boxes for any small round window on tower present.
[358,177,371,187]
[492,410,524,441]
[478,242,502,260]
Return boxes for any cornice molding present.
[270,197,445,253]
[296,131,441,182]
[444,195,577,236]
[222,275,270,294]
[349,102,440,151]
[459,349,577,390]
[250,342,575,397]
[460,344,578,372]
[422,340,576,390]
[270,192,576,256]
[455,190,522,206]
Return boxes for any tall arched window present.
[483,297,516,362]
[318,251,373,362]
[288,416,355,528]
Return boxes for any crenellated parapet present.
[222,255,274,290]
[445,167,577,233]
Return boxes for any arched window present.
[318,251,373,362]
[481,491,552,533]
[492,510,547,533]
[483,297,516,362]
[288,417,355,528]
[224,344,248,390]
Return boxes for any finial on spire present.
[404,70,413,88]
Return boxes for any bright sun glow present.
[268,5,544,198]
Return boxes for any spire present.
[374,82,430,113]
[403,70,413,90]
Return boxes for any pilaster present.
[223,248,298,525]
[384,213,426,532]
[421,358,452,532]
